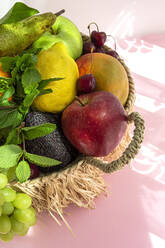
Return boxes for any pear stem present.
[54,9,65,17]
[75,96,86,106]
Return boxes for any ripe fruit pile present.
[0,173,36,242]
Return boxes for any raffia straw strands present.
[14,161,109,225]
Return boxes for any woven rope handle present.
[80,112,145,173]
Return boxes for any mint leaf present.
[0,144,23,169]
[22,67,41,94]
[38,78,64,90]
[22,123,56,140]
[18,53,38,71]
[16,160,31,183]
[0,2,39,24]
[38,88,53,96]
[24,152,61,167]
[0,109,23,129]
[18,88,40,115]
[5,128,22,145]
[0,56,17,72]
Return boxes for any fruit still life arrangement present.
[0,2,145,242]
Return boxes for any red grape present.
[77,74,96,94]
[91,31,107,47]
[29,163,39,179]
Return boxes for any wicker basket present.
[13,34,145,227]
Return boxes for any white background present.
[1,0,165,38]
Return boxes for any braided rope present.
[81,112,145,173]
[54,112,144,174]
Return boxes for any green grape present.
[0,187,16,202]
[0,192,5,206]
[28,207,37,226]
[0,173,8,189]
[2,202,14,215]
[0,215,11,234]
[10,215,28,234]
[17,225,29,236]
[13,206,36,225]
[0,231,14,242]
[13,193,32,209]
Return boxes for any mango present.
[76,53,129,106]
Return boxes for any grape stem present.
[107,35,117,51]
[87,22,99,36]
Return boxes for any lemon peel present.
[33,42,79,113]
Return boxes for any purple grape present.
[106,50,119,59]
[29,163,39,179]
[95,47,106,53]
[77,74,96,95]
[83,41,96,54]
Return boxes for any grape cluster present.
[0,173,37,242]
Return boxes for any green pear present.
[33,16,83,60]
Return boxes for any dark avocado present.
[25,111,79,173]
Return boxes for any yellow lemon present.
[33,42,79,113]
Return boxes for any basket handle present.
[79,112,145,173]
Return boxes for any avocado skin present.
[25,111,79,173]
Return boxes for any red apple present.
[61,91,128,157]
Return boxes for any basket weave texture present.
[13,35,144,225]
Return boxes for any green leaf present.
[24,152,61,167]
[0,145,23,169]
[22,67,41,94]
[18,53,38,71]
[18,88,40,115]
[38,88,53,96]
[0,109,23,129]
[6,166,17,182]
[5,128,22,145]
[0,56,17,72]
[22,123,56,140]
[16,160,31,183]
[38,78,64,90]
[0,2,39,24]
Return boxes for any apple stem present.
[75,96,86,106]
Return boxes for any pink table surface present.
[1,34,165,248]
